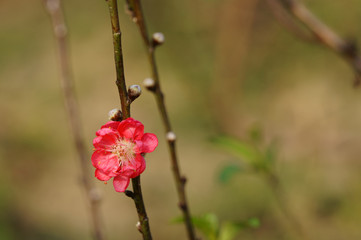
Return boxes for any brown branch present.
[126,1,197,240]
[267,0,361,86]
[265,0,314,42]
[105,0,152,239]
[43,1,104,239]
[106,0,131,117]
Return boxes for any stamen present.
[112,138,136,166]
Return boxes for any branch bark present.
[44,1,104,239]
[267,0,361,86]
[105,0,152,239]
[126,1,197,240]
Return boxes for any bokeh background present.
[1,0,361,239]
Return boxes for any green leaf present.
[248,125,263,145]
[172,213,219,240]
[247,217,260,228]
[210,136,259,165]
[218,222,244,240]
[219,218,260,240]
[218,164,242,183]
[192,213,219,240]
[264,143,277,164]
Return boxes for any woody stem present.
[105,0,152,239]
[127,0,196,239]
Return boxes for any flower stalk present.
[105,0,152,239]
[126,1,197,239]
[44,0,104,239]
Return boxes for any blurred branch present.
[266,172,309,240]
[126,1,197,240]
[43,1,104,239]
[105,0,152,239]
[265,0,313,41]
[266,0,361,86]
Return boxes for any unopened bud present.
[143,78,156,91]
[152,32,165,47]
[46,0,60,13]
[108,108,122,121]
[89,188,102,202]
[166,131,176,142]
[128,85,142,102]
[136,221,142,233]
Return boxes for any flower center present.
[112,138,136,165]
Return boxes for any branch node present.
[124,190,135,199]
[89,187,102,202]
[178,202,187,211]
[341,39,358,59]
[180,176,187,185]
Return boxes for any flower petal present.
[134,154,146,176]
[118,154,146,178]
[91,150,119,174]
[93,133,118,150]
[96,126,118,137]
[113,175,130,192]
[140,133,158,153]
[117,118,144,140]
[102,121,119,130]
[119,160,137,177]
[95,169,112,181]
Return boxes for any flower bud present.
[152,32,165,47]
[89,188,102,202]
[108,108,122,121]
[143,78,156,91]
[128,84,142,102]
[166,131,176,142]
[136,221,142,233]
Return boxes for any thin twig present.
[44,1,104,239]
[267,0,361,86]
[105,0,152,239]
[126,1,197,240]
[265,0,314,42]
[266,172,309,240]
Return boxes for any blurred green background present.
[1,0,361,239]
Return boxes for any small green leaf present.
[263,143,277,164]
[248,125,263,145]
[218,164,242,183]
[219,218,260,240]
[172,213,219,240]
[247,217,260,228]
[219,222,244,240]
[210,136,259,165]
[192,213,219,240]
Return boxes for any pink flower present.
[92,118,158,192]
